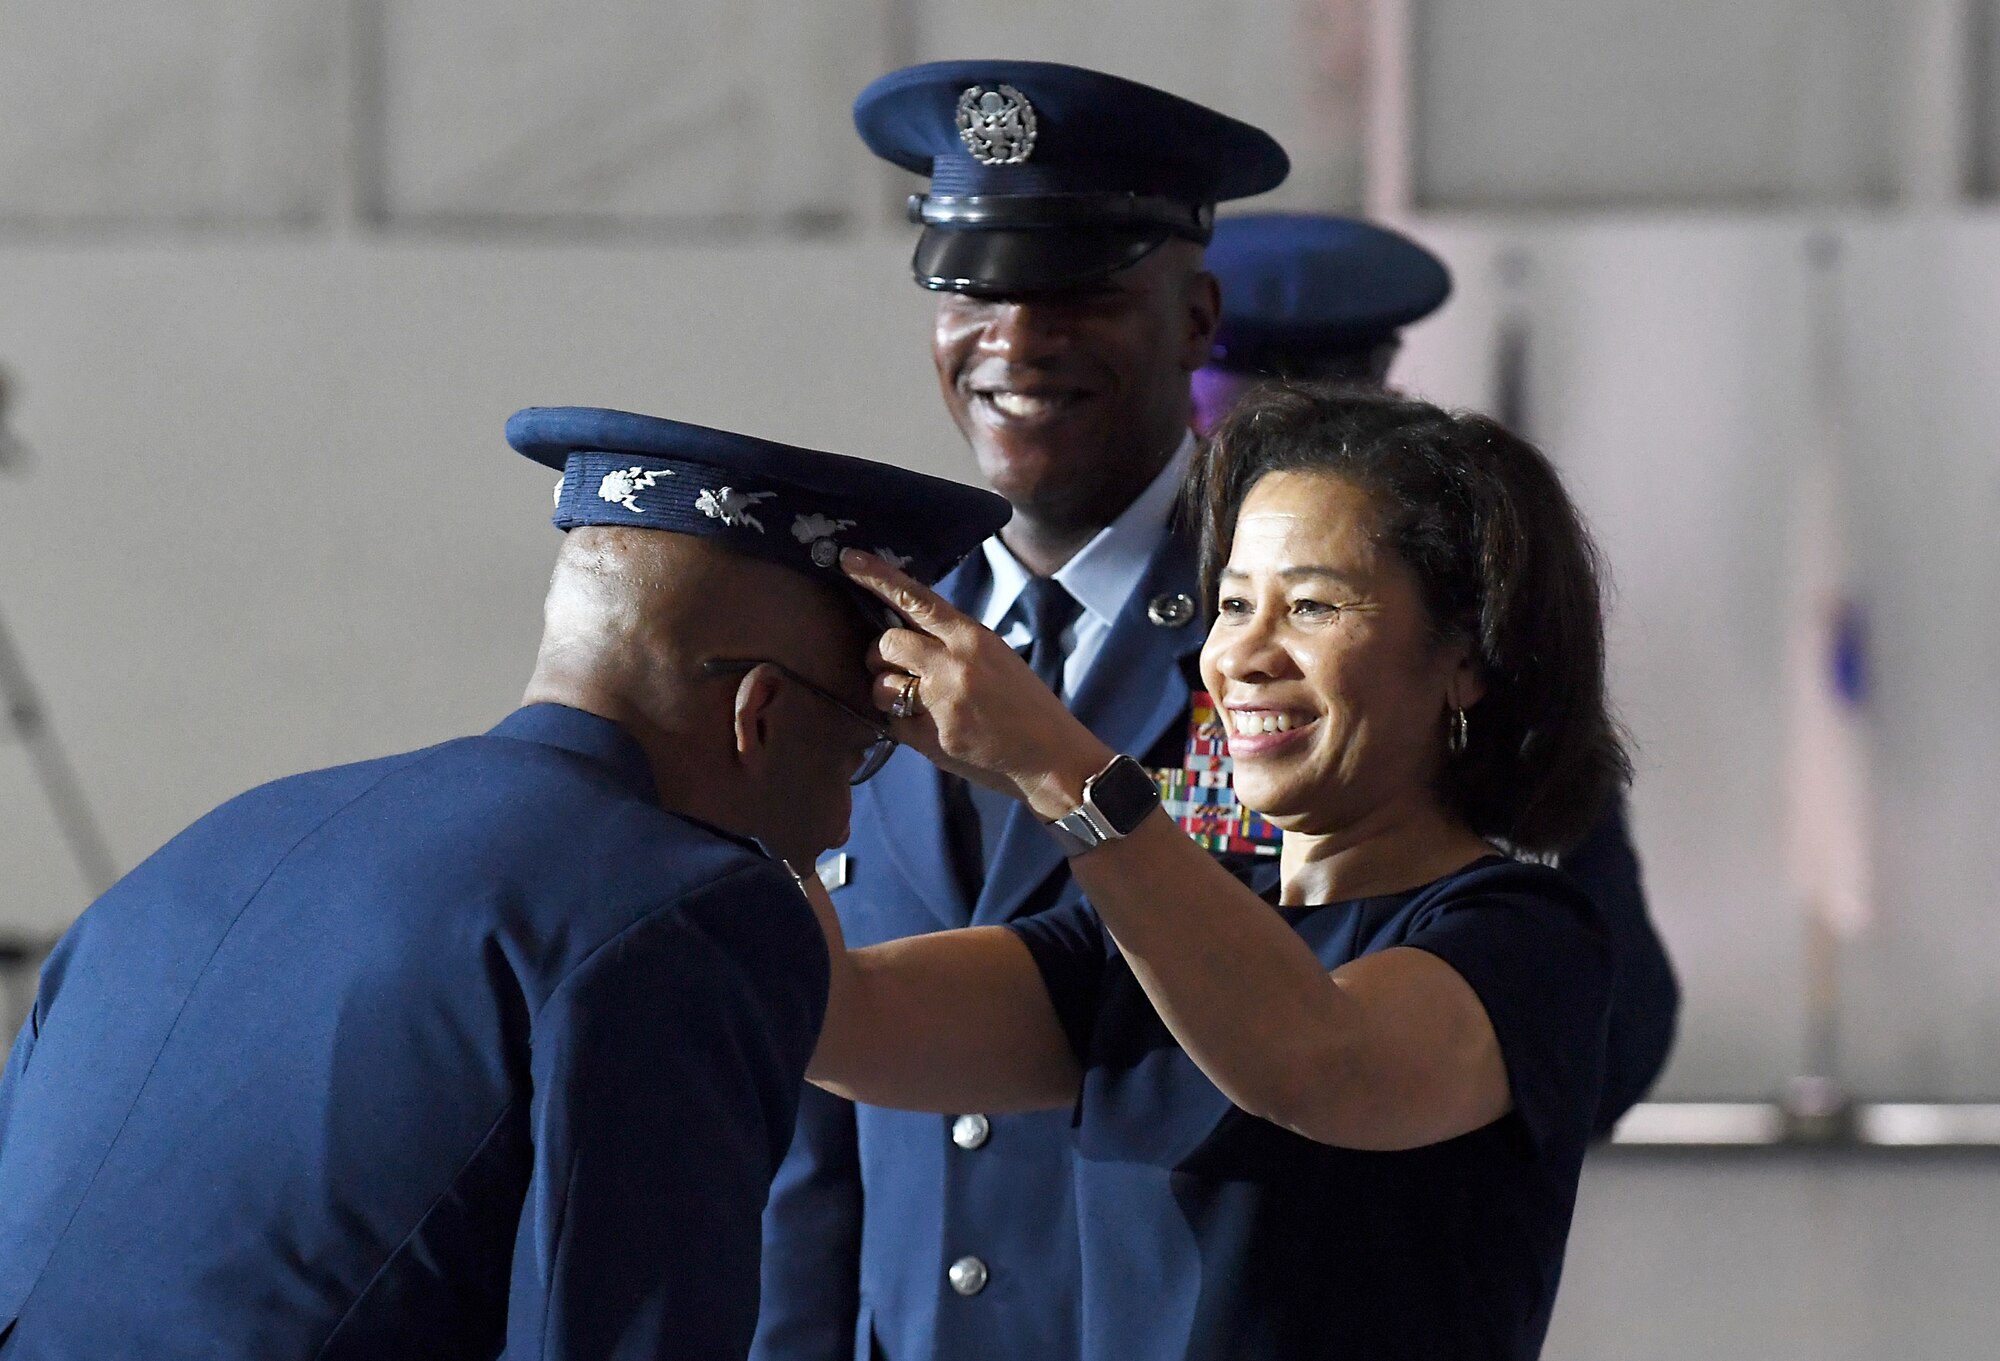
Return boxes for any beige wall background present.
[4,3,2000,1356]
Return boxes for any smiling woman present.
[800,386,1627,1361]
[1190,384,1629,855]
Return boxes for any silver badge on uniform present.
[956,85,1038,166]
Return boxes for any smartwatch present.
[1045,755,1162,858]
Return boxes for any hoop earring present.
[1448,706,1469,756]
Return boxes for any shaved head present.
[524,527,879,865]
[535,528,862,685]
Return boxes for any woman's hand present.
[840,549,1113,818]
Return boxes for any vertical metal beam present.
[1362,0,1416,219]
[1902,0,1976,206]
[342,0,390,232]
[1785,228,1861,1140]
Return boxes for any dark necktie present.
[1020,575,1085,701]
[965,576,1085,879]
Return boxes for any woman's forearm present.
[1054,813,1376,1139]
[1046,806,1507,1150]
[795,876,1079,1114]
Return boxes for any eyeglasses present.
[701,657,898,785]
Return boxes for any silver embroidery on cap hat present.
[793,513,858,569]
[793,513,856,543]
[598,465,672,514]
[695,486,776,532]
[956,85,1037,166]
[875,547,913,571]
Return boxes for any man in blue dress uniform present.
[754,62,1290,1361]
[753,68,1680,1361]
[0,408,1007,1361]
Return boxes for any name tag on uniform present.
[1148,691,1281,856]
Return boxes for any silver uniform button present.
[951,1113,991,1150]
[948,1255,989,1296]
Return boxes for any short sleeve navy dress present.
[1009,856,1611,1361]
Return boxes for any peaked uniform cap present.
[509,407,1010,595]
[854,60,1289,295]
[1207,213,1452,368]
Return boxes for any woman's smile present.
[1221,705,1320,756]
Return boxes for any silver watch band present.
[1046,800,1117,857]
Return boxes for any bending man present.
[0,407,1005,1360]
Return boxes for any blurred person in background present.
[804,384,1623,1361]
[0,409,1006,1361]
[1192,212,1679,1133]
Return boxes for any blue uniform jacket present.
[0,704,828,1360]
[752,528,1677,1361]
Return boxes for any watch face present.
[1091,755,1163,835]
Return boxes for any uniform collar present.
[978,429,1195,631]
[489,703,660,805]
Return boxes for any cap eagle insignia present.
[956,84,1037,166]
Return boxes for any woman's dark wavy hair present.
[1188,383,1630,854]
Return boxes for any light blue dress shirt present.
[975,432,1195,694]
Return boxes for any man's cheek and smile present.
[965,384,1097,429]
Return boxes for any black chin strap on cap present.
[908,192,1215,242]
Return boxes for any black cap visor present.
[915,226,1175,296]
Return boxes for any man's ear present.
[1182,268,1222,372]
[731,665,784,759]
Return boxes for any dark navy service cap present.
[854,60,1289,294]
[1207,213,1452,373]
[510,407,1010,592]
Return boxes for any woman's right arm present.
[797,875,1081,1116]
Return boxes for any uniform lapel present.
[846,555,988,931]
[972,529,1206,924]
[855,748,972,930]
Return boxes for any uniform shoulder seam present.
[529,857,795,1029]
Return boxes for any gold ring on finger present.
[890,673,923,720]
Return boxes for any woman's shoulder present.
[1422,853,1595,909]
[1397,853,1612,966]
[1319,854,1606,958]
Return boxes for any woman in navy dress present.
[805,386,1625,1360]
